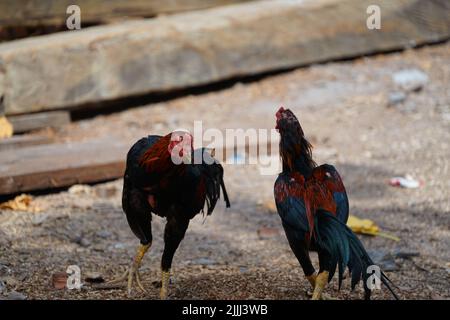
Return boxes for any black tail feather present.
[314,211,399,300]
[220,179,231,208]
[199,158,230,215]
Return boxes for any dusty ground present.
[0,43,449,300]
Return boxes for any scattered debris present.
[110,242,126,250]
[347,215,378,235]
[68,184,93,195]
[389,175,422,189]
[79,238,91,247]
[347,215,400,241]
[32,214,49,226]
[0,264,10,277]
[96,230,112,239]
[0,276,19,287]
[367,249,400,272]
[0,194,40,212]
[257,227,279,239]
[91,283,123,290]
[72,236,91,248]
[92,245,106,252]
[239,267,248,273]
[430,293,443,300]
[191,258,217,266]
[51,272,67,289]
[387,91,407,106]
[84,272,104,284]
[393,249,420,259]
[0,116,13,140]
[6,290,27,300]
[393,69,429,92]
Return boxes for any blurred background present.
[0,0,449,300]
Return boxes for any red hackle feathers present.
[139,131,193,174]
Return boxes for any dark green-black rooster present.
[108,131,230,299]
[274,107,398,300]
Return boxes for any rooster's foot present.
[106,243,151,296]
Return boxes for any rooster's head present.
[275,107,305,137]
[168,130,193,164]
[275,107,316,172]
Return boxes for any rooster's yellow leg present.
[306,272,317,289]
[107,243,151,296]
[312,271,329,300]
[160,269,171,300]
[305,272,317,297]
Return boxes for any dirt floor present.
[0,42,449,300]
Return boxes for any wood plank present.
[0,135,54,151]
[0,135,279,194]
[1,0,448,116]
[0,140,128,195]
[0,0,252,27]
[9,111,70,133]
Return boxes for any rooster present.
[108,131,230,299]
[273,107,398,300]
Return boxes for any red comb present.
[276,106,285,118]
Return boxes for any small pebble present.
[387,91,407,106]
[393,69,429,92]
[112,243,126,250]
[32,214,48,226]
[7,291,27,300]
[78,238,91,248]
[192,258,217,266]
[96,230,112,239]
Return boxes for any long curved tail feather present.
[221,179,231,208]
[314,210,399,300]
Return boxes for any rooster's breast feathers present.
[274,164,349,238]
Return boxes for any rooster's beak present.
[208,148,216,157]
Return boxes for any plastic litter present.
[347,215,400,241]
[0,116,13,139]
[389,175,421,188]
[0,194,40,212]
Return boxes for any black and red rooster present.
[108,131,230,299]
[274,107,398,300]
